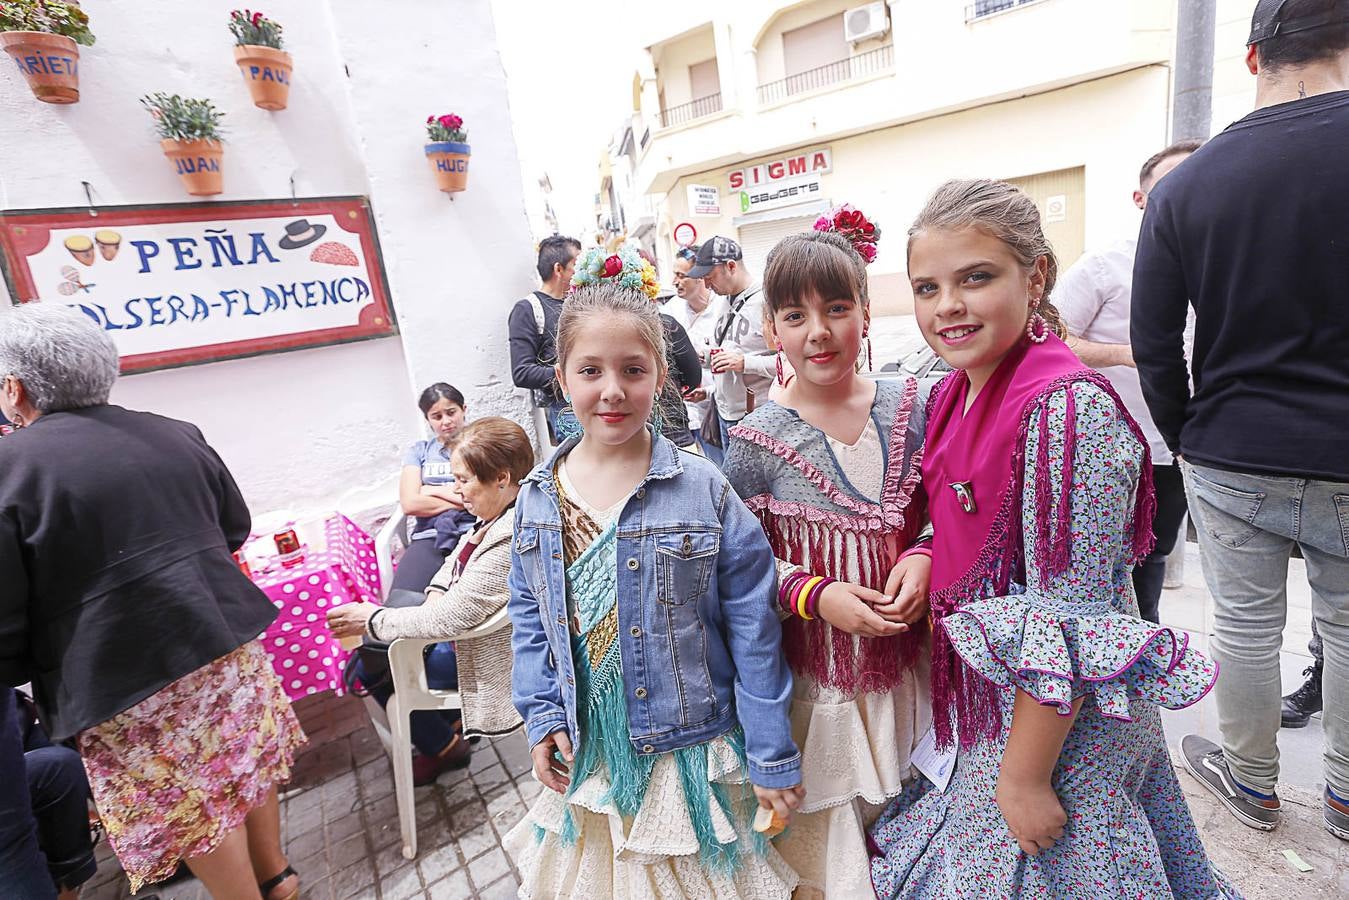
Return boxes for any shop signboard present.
[0,196,396,373]
[687,184,721,217]
[736,175,825,215]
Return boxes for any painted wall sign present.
[737,175,824,215]
[727,147,832,192]
[0,197,397,374]
[686,184,721,217]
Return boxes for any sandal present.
[259,864,299,900]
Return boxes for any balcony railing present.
[756,44,893,105]
[966,0,1043,22]
[659,93,723,129]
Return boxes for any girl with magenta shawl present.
[868,180,1240,898]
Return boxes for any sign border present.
[673,222,698,247]
[0,195,398,375]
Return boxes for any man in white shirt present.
[1054,139,1199,623]
[669,244,723,461]
[686,236,774,446]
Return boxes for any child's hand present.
[752,783,805,826]
[530,729,574,795]
[995,774,1067,856]
[874,554,931,624]
[817,581,909,638]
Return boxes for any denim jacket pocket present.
[654,531,720,606]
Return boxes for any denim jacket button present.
[634,687,647,699]
[626,557,639,570]
[636,487,646,499]
[642,744,654,753]
[629,626,641,637]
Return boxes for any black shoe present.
[1281,662,1322,729]
[1180,734,1281,831]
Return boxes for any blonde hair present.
[556,282,667,375]
[908,179,1066,337]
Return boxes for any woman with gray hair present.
[0,305,306,900]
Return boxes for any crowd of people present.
[1,1,1346,897]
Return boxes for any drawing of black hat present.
[278,218,327,250]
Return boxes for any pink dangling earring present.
[775,342,786,386]
[1025,301,1049,344]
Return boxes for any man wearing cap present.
[685,236,773,446]
[1132,0,1349,842]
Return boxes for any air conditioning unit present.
[844,1,890,43]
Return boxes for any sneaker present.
[1280,662,1322,729]
[1180,734,1281,831]
[1325,787,1349,841]
[411,733,472,786]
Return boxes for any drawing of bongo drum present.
[95,230,122,261]
[63,235,96,266]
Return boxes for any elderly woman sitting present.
[0,305,305,898]
[328,417,528,785]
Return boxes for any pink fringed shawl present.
[924,335,1157,749]
[729,378,928,695]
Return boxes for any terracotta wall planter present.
[1,31,80,103]
[161,138,224,196]
[425,141,470,193]
[234,45,292,110]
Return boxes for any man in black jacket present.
[1132,0,1349,842]
[507,234,580,444]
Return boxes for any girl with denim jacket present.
[505,281,801,898]
[724,226,934,899]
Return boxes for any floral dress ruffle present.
[869,381,1240,899]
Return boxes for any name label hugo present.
[435,157,468,173]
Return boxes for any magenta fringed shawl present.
[924,335,1157,749]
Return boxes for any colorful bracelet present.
[796,576,824,619]
[804,576,833,619]
[779,571,811,616]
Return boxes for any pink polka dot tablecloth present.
[247,514,381,701]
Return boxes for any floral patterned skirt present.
[77,640,307,892]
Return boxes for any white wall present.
[0,0,537,518]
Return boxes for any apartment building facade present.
[612,0,1257,315]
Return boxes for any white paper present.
[911,725,957,792]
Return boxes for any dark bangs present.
[762,231,867,314]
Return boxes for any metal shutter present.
[736,214,819,280]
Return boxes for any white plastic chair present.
[385,606,512,859]
[358,507,412,754]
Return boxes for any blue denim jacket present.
[507,433,800,789]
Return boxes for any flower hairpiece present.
[813,203,880,264]
[570,244,660,300]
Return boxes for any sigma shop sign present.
[729,148,831,215]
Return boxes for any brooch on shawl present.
[949,481,976,514]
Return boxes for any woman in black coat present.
[0,305,305,899]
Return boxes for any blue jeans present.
[1183,461,1349,796]
[358,642,461,757]
[1,688,56,899]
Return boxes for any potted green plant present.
[229,9,291,111]
[0,0,94,104]
[425,113,470,193]
[142,93,226,196]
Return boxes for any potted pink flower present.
[424,113,470,193]
[229,9,291,110]
[0,0,94,104]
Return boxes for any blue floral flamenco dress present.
[868,368,1243,898]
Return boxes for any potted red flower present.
[143,93,226,196]
[229,9,291,111]
[0,0,94,104]
[424,113,470,193]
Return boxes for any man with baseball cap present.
[686,236,774,446]
[1132,0,1349,841]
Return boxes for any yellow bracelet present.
[796,576,824,619]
